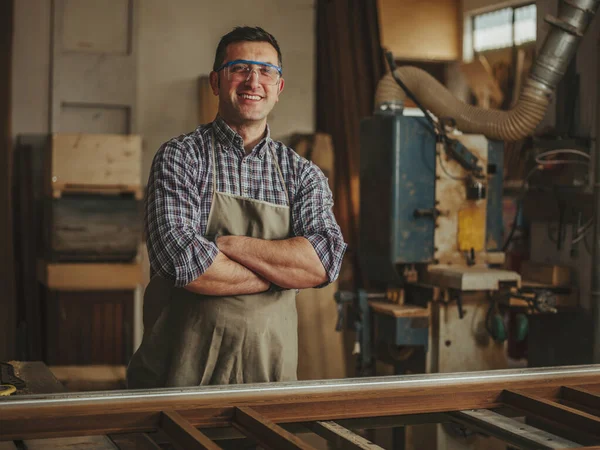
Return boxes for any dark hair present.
[213,26,283,72]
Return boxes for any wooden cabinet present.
[14,133,143,364]
[44,290,135,365]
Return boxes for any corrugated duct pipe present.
[374,0,600,142]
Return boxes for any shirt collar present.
[212,116,272,158]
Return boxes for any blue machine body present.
[359,111,504,286]
[486,139,505,252]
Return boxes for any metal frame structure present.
[1,365,600,449]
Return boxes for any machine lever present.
[335,302,345,332]
[414,208,440,219]
[456,294,464,319]
[335,290,356,303]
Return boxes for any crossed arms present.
[184,236,327,296]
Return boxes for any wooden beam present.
[561,386,600,412]
[502,390,600,438]
[447,409,579,449]
[525,415,599,447]
[309,421,384,449]
[109,433,163,450]
[557,447,600,450]
[233,407,316,450]
[161,410,222,450]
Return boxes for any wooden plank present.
[161,410,222,450]
[197,76,219,125]
[48,195,142,262]
[51,134,142,189]
[21,436,118,450]
[233,407,316,450]
[502,389,600,437]
[109,433,162,450]
[447,409,579,449]
[50,365,125,385]
[296,281,347,381]
[368,301,429,318]
[565,447,600,449]
[309,421,383,449]
[561,386,600,411]
[38,261,142,290]
[561,447,600,449]
[10,361,66,395]
[52,185,143,200]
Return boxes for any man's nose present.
[244,69,260,87]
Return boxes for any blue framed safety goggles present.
[216,59,282,75]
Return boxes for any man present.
[127,26,347,388]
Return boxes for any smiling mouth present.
[238,93,262,101]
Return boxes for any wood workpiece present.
[1,365,600,448]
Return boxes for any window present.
[473,4,536,53]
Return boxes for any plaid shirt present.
[146,117,347,287]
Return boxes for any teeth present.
[240,94,261,100]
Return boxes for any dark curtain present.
[316,0,385,287]
[0,0,16,360]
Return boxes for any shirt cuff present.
[305,233,347,287]
[172,237,219,287]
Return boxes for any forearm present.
[184,252,270,296]
[217,236,327,289]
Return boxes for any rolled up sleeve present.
[292,161,347,286]
[145,141,218,287]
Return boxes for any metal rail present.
[3,364,600,407]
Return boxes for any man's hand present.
[184,252,270,296]
[216,236,327,289]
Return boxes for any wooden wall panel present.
[378,0,460,61]
[51,0,138,133]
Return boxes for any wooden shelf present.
[37,259,142,291]
[369,300,429,318]
[52,184,143,200]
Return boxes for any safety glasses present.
[216,59,282,86]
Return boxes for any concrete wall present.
[12,0,316,179]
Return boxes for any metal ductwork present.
[374,0,600,142]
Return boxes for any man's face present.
[210,41,284,127]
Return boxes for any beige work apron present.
[127,134,298,388]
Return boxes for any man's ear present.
[277,77,285,95]
[209,71,220,95]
